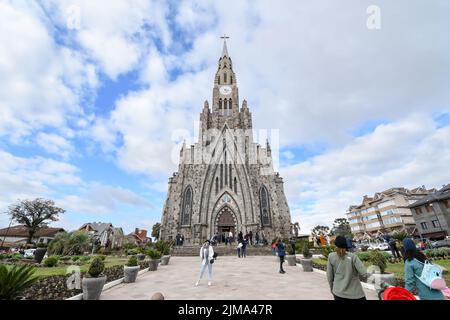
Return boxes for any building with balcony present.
[346,186,436,238]
[409,184,450,240]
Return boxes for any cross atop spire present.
[220,34,229,57]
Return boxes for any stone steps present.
[172,245,274,256]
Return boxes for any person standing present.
[403,238,444,300]
[327,236,367,300]
[275,239,286,274]
[249,230,253,246]
[228,231,233,245]
[238,231,243,243]
[255,232,260,245]
[242,238,248,258]
[195,240,215,287]
[237,241,243,258]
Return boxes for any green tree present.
[311,225,330,237]
[330,218,353,237]
[7,198,65,244]
[151,222,161,239]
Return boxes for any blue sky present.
[0,1,449,234]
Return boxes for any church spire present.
[221,35,230,57]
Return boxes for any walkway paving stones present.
[100,255,377,300]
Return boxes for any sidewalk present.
[100,256,377,300]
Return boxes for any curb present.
[66,267,150,300]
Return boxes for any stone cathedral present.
[160,39,292,245]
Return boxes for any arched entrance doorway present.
[215,206,237,240]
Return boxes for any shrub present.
[43,255,59,267]
[71,256,80,262]
[146,249,162,260]
[96,254,107,261]
[356,251,390,262]
[0,254,7,260]
[87,256,105,278]
[59,256,71,262]
[0,264,38,300]
[127,255,138,267]
[302,243,312,258]
[127,248,140,255]
[9,253,22,262]
[368,250,387,274]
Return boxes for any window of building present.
[432,220,441,228]
[445,200,450,209]
[425,204,434,213]
[234,177,238,194]
[215,177,219,195]
[414,207,422,215]
[259,185,271,227]
[181,186,193,226]
[224,72,227,83]
[229,164,232,189]
[420,222,428,230]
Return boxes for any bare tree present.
[7,198,65,244]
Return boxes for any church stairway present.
[171,245,274,256]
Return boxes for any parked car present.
[24,249,36,258]
[431,237,450,248]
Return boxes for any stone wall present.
[21,261,149,300]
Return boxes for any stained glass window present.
[181,186,193,226]
[260,186,271,226]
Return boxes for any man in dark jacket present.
[276,239,286,274]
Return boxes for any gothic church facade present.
[160,40,292,245]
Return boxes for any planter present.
[123,266,140,283]
[367,272,396,288]
[148,259,159,271]
[160,255,171,265]
[82,276,107,300]
[285,255,296,266]
[34,248,47,264]
[300,258,313,272]
[137,253,145,261]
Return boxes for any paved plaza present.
[100,256,377,300]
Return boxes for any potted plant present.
[34,243,48,264]
[300,243,313,272]
[146,249,161,271]
[136,248,146,261]
[160,242,172,266]
[82,256,107,300]
[123,255,140,283]
[285,241,296,266]
[367,250,396,287]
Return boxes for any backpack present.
[415,259,447,290]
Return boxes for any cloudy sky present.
[1,0,449,234]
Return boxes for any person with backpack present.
[275,238,286,274]
[327,235,367,300]
[195,240,215,287]
[237,241,243,258]
[403,238,445,300]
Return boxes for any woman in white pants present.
[195,240,215,287]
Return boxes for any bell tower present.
[212,35,239,116]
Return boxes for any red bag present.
[382,287,416,300]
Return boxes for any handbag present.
[209,258,215,264]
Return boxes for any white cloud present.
[36,133,75,159]
[281,114,450,232]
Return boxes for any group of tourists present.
[175,233,185,246]
[326,235,447,300]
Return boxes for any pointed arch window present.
[215,177,219,195]
[224,152,228,187]
[219,98,222,109]
[220,164,223,189]
[229,164,233,189]
[259,185,271,227]
[181,186,193,226]
[234,177,238,194]
[224,72,227,83]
